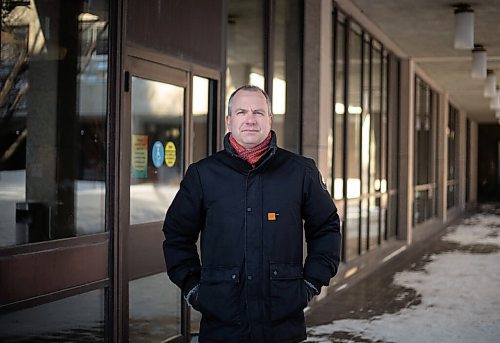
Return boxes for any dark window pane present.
[272,0,303,153]
[0,288,106,341]
[0,0,109,247]
[370,43,381,194]
[333,17,345,200]
[369,195,379,249]
[447,104,458,209]
[413,76,438,224]
[226,0,264,111]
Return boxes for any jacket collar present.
[223,130,278,171]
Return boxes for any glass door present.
[120,57,189,343]
[121,54,220,342]
[128,75,185,342]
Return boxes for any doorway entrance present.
[118,50,219,342]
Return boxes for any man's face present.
[226,90,272,149]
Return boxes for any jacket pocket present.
[198,266,241,323]
[269,263,308,321]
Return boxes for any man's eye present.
[254,111,264,116]
[236,111,245,116]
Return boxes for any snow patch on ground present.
[444,214,500,246]
[307,214,500,343]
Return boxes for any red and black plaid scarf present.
[229,132,272,167]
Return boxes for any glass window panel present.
[414,189,435,225]
[427,187,435,221]
[448,105,458,183]
[0,0,109,247]
[129,273,181,341]
[189,74,216,336]
[226,0,264,115]
[447,184,456,209]
[333,17,345,200]
[346,25,362,200]
[0,288,106,341]
[130,77,184,225]
[272,0,302,153]
[361,37,370,198]
[381,51,388,195]
[380,193,387,241]
[413,190,423,225]
[388,54,400,193]
[389,193,398,238]
[431,92,439,191]
[466,119,470,202]
[369,195,379,249]
[192,76,209,163]
[413,76,439,225]
[415,78,428,185]
[448,117,454,200]
[345,198,360,260]
[360,197,368,253]
[370,43,381,194]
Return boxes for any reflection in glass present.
[193,76,209,163]
[370,43,381,194]
[447,105,458,209]
[130,77,184,225]
[129,273,181,341]
[389,193,398,238]
[272,0,303,153]
[413,189,435,225]
[387,54,400,239]
[333,14,345,200]
[360,197,368,253]
[0,0,109,247]
[413,77,438,224]
[380,193,388,240]
[345,198,360,260]
[369,196,379,249]
[346,26,362,200]
[0,288,106,341]
[226,0,264,115]
[361,38,370,201]
[381,52,388,196]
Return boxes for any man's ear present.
[225,115,231,131]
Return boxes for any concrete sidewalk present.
[305,207,500,343]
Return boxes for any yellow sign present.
[165,141,176,167]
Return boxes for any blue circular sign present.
[152,141,165,168]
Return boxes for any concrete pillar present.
[397,59,414,244]
[436,94,449,221]
[302,0,332,179]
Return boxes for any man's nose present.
[244,111,257,123]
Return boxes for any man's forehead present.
[233,91,267,107]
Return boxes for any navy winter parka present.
[163,132,341,342]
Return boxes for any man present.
[163,85,341,342]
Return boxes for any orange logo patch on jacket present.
[267,212,279,221]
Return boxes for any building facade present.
[0,0,490,342]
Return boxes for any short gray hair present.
[227,85,273,116]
